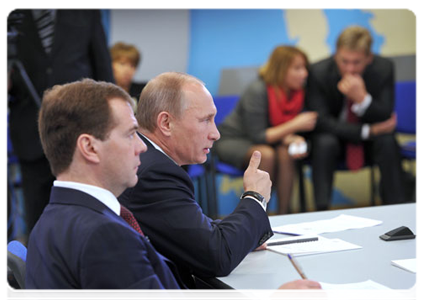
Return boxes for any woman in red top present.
[215,46,317,214]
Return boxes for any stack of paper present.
[267,236,362,256]
[273,214,383,236]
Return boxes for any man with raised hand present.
[119,72,320,290]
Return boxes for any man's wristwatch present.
[240,191,267,209]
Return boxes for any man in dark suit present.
[26,79,180,289]
[305,26,405,210]
[27,78,320,291]
[8,10,114,236]
[119,72,321,290]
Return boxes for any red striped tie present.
[346,99,364,171]
[120,205,144,236]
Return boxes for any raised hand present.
[337,74,367,104]
[243,151,272,202]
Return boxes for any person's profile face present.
[169,84,220,165]
[112,58,137,89]
[99,99,146,196]
[335,47,372,76]
[284,54,308,91]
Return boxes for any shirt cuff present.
[361,124,370,140]
[243,196,267,211]
[351,94,372,117]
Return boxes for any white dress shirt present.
[54,180,121,216]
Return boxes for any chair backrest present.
[213,95,240,125]
[7,240,27,289]
[395,81,416,134]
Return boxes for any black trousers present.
[310,132,405,210]
[19,155,55,235]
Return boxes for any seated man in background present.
[110,41,147,101]
[305,26,405,210]
[27,77,321,291]
[120,72,316,288]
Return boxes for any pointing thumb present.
[247,151,261,171]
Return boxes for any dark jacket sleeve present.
[305,57,392,143]
[120,151,273,278]
[305,58,361,143]
[88,10,114,82]
[361,56,395,122]
[239,79,270,144]
[80,221,178,289]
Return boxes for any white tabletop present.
[216,203,416,289]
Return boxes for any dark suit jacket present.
[26,187,180,289]
[129,81,147,101]
[305,55,395,143]
[8,10,114,161]
[119,135,273,280]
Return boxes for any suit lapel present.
[49,186,122,223]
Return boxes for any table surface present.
[216,203,416,290]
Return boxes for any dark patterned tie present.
[120,205,144,236]
[346,99,364,171]
[33,10,55,54]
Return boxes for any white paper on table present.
[272,214,383,236]
[253,280,404,300]
[267,236,362,256]
[391,258,417,273]
[320,280,404,300]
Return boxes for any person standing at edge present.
[305,26,405,210]
[8,10,114,238]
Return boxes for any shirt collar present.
[53,180,121,216]
[140,133,179,165]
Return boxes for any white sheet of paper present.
[267,236,362,256]
[253,280,404,300]
[320,280,404,300]
[272,214,383,235]
[391,258,417,273]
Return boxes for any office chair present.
[7,240,27,289]
[7,117,24,241]
[186,163,216,216]
[395,81,416,160]
[205,95,245,217]
[182,95,242,218]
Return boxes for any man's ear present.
[76,134,101,164]
[157,112,172,137]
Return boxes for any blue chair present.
[212,95,310,213]
[7,240,27,289]
[7,117,24,241]
[212,95,243,176]
[395,81,416,160]
[204,95,244,217]
[186,164,213,215]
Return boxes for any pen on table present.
[287,253,307,279]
